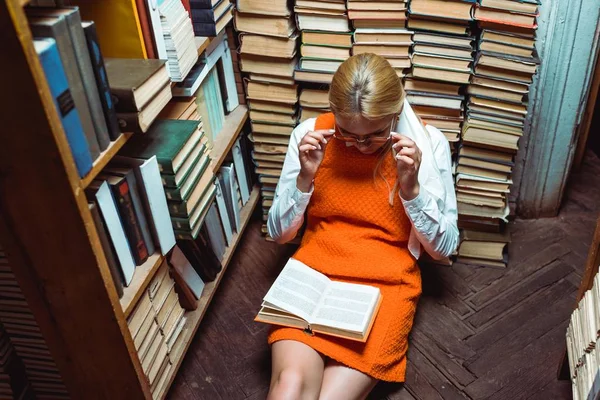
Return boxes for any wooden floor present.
[168,151,600,400]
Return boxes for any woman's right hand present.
[296,129,335,192]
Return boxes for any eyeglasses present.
[333,119,395,146]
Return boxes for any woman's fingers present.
[301,136,322,150]
[399,147,416,157]
[396,155,415,166]
[299,144,317,152]
[392,139,415,150]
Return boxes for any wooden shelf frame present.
[157,186,260,400]
[2,2,251,398]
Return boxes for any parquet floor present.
[168,151,600,400]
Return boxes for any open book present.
[255,258,382,342]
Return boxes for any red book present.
[181,0,191,15]
[135,0,158,59]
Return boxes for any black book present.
[81,21,120,141]
[177,236,221,282]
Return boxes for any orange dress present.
[268,113,422,382]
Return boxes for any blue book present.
[34,38,93,178]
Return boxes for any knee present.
[269,368,314,400]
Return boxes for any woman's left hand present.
[391,133,422,201]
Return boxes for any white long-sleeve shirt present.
[267,99,459,260]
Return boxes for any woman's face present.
[334,115,396,155]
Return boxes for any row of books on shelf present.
[85,114,253,297]
[0,249,69,399]
[126,257,195,399]
[567,271,600,400]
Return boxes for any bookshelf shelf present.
[157,185,260,400]
[121,252,164,318]
[211,105,249,173]
[80,133,132,189]
[195,36,210,56]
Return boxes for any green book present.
[164,154,210,202]
[120,119,201,174]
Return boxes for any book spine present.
[189,0,214,9]
[35,39,93,178]
[89,202,124,298]
[172,218,192,231]
[111,179,149,265]
[125,171,156,256]
[111,90,141,114]
[193,23,218,37]
[168,200,189,218]
[65,10,111,151]
[116,113,143,133]
[29,17,101,160]
[82,21,121,141]
[161,174,178,188]
[191,8,217,23]
[164,187,184,202]
[176,239,219,282]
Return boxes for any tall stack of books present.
[566,271,600,400]
[295,0,350,84]
[456,0,540,261]
[234,0,298,231]
[0,249,69,399]
[406,0,475,157]
[159,0,199,82]
[127,261,187,399]
[226,26,247,106]
[353,28,413,78]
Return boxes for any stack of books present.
[105,58,173,133]
[348,0,408,30]
[127,261,187,399]
[226,26,247,106]
[190,0,234,37]
[234,0,298,227]
[455,230,510,267]
[353,28,413,78]
[566,271,600,400]
[158,0,199,82]
[405,1,476,171]
[299,89,330,122]
[29,9,123,178]
[158,97,203,122]
[119,119,213,241]
[0,249,68,399]
[457,0,540,236]
[295,0,350,84]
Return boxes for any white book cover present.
[232,138,250,205]
[94,181,135,285]
[170,245,205,299]
[214,180,234,245]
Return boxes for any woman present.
[266,53,459,400]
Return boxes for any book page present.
[262,258,330,321]
[311,281,380,334]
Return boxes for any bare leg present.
[268,340,326,400]
[318,360,378,400]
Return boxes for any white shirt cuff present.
[292,185,313,206]
[400,189,427,213]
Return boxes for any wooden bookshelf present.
[195,36,210,56]
[121,252,165,319]
[157,185,260,400]
[211,105,249,172]
[80,133,131,189]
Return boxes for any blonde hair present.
[329,53,406,205]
